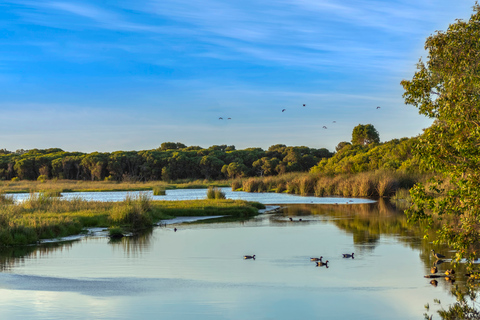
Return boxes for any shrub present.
[231,179,242,191]
[207,186,226,199]
[110,194,153,230]
[37,175,48,182]
[11,177,19,182]
[153,186,166,196]
[108,227,124,238]
[214,187,226,199]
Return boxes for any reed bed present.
[0,179,231,194]
[233,170,423,199]
[0,193,264,246]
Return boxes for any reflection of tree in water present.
[425,278,480,320]
[280,199,423,250]
[0,242,74,271]
[109,229,153,257]
[279,200,480,319]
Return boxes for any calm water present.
[0,190,465,319]
[10,187,376,204]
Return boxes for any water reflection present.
[109,229,153,257]
[1,201,479,319]
[0,242,74,272]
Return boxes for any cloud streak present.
[0,0,475,152]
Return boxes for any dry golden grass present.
[0,179,231,194]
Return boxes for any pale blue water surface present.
[0,190,462,319]
[10,187,376,204]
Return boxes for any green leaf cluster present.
[401,4,480,259]
[311,137,421,175]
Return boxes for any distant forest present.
[0,143,332,181]
[0,135,421,182]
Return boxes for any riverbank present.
[0,193,265,246]
[0,179,231,194]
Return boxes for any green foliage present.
[0,194,263,246]
[401,4,480,260]
[108,227,124,238]
[351,124,380,146]
[206,186,226,199]
[0,193,14,205]
[311,137,420,175]
[152,186,166,195]
[0,144,332,182]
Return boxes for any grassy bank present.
[234,170,426,199]
[0,178,231,194]
[0,192,264,246]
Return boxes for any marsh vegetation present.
[0,192,264,246]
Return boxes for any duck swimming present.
[316,260,329,267]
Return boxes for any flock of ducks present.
[243,252,355,268]
[425,249,456,286]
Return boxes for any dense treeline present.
[0,143,332,182]
[310,137,422,175]
[233,135,426,198]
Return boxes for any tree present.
[221,162,247,179]
[351,124,380,146]
[160,142,186,151]
[335,141,351,152]
[401,4,480,261]
[199,155,224,179]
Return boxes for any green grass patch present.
[0,193,263,246]
[0,179,232,194]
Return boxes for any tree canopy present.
[0,144,333,182]
[351,124,380,146]
[401,4,480,260]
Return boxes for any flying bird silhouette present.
[303,104,306,107]
[227,118,231,120]
[282,109,286,112]
[376,106,381,109]
[323,126,327,129]
[219,117,223,120]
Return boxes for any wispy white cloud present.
[0,0,474,152]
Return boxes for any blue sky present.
[0,0,476,152]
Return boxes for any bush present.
[110,194,153,230]
[153,186,166,196]
[207,186,226,199]
[231,179,242,191]
[108,227,124,238]
[37,175,48,182]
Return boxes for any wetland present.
[0,189,473,319]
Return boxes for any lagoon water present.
[0,189,463,319]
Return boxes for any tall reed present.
[152,186,166,195]
[207,186,226,199]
